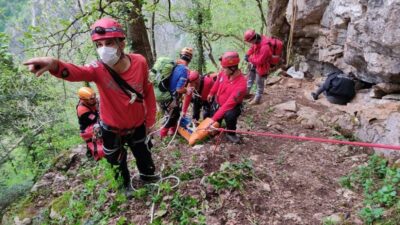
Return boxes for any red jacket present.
[247,35,272,76]
[209,71,247,121]
[182,76,214,115]
[50,54,156,129]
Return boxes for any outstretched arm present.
[23,57,59,77]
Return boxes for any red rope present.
[214,128,400,151]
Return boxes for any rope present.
[128,164,180,223]
[211,127,400,151]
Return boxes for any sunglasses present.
[91,26,124,35]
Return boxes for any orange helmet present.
[78,87,96,100]
[180,47,193,59]
[220,51,240,68]
[244,29,256,42]
[90,17,125,41]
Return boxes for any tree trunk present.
[193,0,205,74]
[127,0,154,66]
[150,0,159,60]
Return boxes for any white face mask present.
[97,46,120,66]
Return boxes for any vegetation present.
[340,154,400,224]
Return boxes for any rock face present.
[282,0,400,83]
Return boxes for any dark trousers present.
[210,102,242,134]
[192,97,211,121]
[159,99,181,129]
[101,123,155,186]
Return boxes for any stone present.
[375,83,400,94]
[382,94,400,101]
[370,87,385,98]
[283,213,303,224]
[192,145,204,150]
[21,218,32,225]
[273,100,298,112]
[324,213,343,224]
[266,76,282,85]
[31,179,52,192]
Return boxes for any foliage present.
[340,154,400,224]
[205,159,253,191]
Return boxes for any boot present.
[249,96,261,105]
[160,127,169,139]
[140,174,161,184]
[124,184,134,199]
[226,133,240,144]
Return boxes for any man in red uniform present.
[244,29,272,105]
[24,17,158,196]
[207,51,247,143]
[182,70,214,121]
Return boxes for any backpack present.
[327,72,356,99]
[149,57,176,102]
[266,37,284,65]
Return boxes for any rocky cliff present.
[276,0,400,83]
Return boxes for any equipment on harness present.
[102,63,144,104]
[266,37,284,65]
[149,57,177,102]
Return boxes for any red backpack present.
[266,37,284,65]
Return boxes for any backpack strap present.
[102,62,144,103]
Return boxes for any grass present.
[340,154,400,224]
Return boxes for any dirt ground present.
[4,76,375,225]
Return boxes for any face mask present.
[97,46,120,66]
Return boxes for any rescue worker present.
[207,51,247,144]
[76,87,104,160]
[24,17,158,196]
[77,87,98,134]
[244,29,272,105]
[182,70,214,121]
[176,47,193,66]
[159,47,192,138]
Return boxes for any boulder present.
[273,100,298,112]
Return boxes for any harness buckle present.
[129,91,137,104]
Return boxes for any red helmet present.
[244,29,256,42]
[188,70,200,82]
[220,51,240,68]
[90,17,125,41]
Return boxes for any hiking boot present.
[124,184,134,199]
[140,174,161,184]
[249,97,261,105]
[226,133,240,144]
